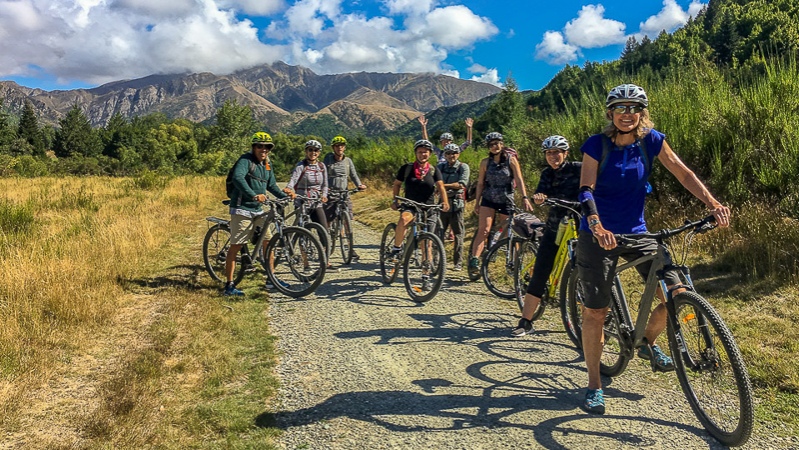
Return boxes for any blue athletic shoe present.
[222,285,244,297]
[638,344,675,372]
[582,389,605,414]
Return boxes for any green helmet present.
[331,135,347,145]
[251,131,273,145]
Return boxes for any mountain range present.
[0,62,501,135]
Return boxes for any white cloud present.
[0,0,499,87]
[468,63,487,73]
[423,5,498,48]
[638,0,707,39]
[535,31,580,65]
[469,67,501,87]
[563,4,626,48]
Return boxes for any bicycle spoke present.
[482,237,516,298]
[267,228,326,298]
[403,233,445,302]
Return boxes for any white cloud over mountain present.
[535,0,707,65]
[0,0,500,86]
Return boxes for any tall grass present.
[0,176,215,426]
[520,56,799,282]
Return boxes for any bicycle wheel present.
[560,263,584,349]
[203,224,233,283]
[379,223,400,284]
[304,221,332,259]
[329,217,339,255]
[265,227,326,298]
[337,213,354,265]
[403,232,446,302]
[481,237,516,299]
[599,295,630,377]
[513,238,540,314]
[668,291,754,446]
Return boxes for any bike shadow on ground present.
[119,264,211,294]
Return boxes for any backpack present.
[295,159,326,191]
[225,154,265,199]
[465,180,478,202]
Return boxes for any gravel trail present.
[268,220,788,450]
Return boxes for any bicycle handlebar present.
[543,198,582,218]
[615,215,717,245]
[394,196,444,211]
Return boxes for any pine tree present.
[0,99,16,147]
[17,100,45,156]
[54,104,102,158]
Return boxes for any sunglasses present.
[306,148,320,152]
[253,144,273,149]
[611,104,645,115]
[444,152,458,155]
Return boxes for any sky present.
[0,0,707,93]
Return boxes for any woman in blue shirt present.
[577,84,731,414]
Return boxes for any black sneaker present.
[511,318,534,337]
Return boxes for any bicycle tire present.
[265,226,326,298]
[481,237,516,299]
[599,294,630,377]
[560,263,584,349]
[304,222,332,259]
[512,238,540,314]
[379,223,400,284]
[668,291,754,446]
[403,232,446,302]
[338,213,354,265]
[329,217,339,254]
[203,223,232,283]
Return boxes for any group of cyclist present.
[223,83,732,416]
[223,133,366,295]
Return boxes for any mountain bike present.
[327,188,362,265]
[202,198,327,298]
[512,199,581,316]
[481,204,544,299]
[378,197,446,302]
[562,216,753,446]
[286,194,332,259]
[466,221,505,282]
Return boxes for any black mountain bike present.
[202,198,327,298]
[327,188,362,265]
[379,197,446,302]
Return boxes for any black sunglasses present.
[611,104,645,114]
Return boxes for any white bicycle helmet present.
[606,84,649,108]
[304,139,322,150]
[439,132,454,141]
[414,139,433,150]
[485,132,503,144]
[443,143,461,154]
[541,135,569,151]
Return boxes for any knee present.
[584,307,608,323]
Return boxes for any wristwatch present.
[588,218,601,229]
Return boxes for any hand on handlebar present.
[442,202,450,213]
[254,193,266,203]
[593,223,617,250]
[532,193,547,205]
[709,205,731,228]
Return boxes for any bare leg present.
[225,244,243,283]
[582,306,609,390]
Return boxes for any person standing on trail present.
[436,143,470,271]
[468,132,533,279]
[511,135,581,337]
[576,84,731,415]
[323,135,367,261]
[223,132,290,297]
[418,115,473,160]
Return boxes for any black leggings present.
[525,228,559,297]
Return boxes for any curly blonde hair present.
[603,108,654,141]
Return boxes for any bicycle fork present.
[662,265,716,373]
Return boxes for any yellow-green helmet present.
[251,131,273,145]
[331,135,347,146]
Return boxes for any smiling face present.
[544,149,568,169]
[305,146,320,162]
[487,139,503,155]
[415,146,432,163]
[251,143,273,162]
[332,143,345,158]
[444,150,459,164]
[610,102,643,133]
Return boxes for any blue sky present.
[0,0,705,94]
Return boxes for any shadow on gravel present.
[532,413,720,449]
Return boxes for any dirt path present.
[268,220,785,450]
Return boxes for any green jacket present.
[229,152,286,212]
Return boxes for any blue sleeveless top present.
[579,129,664,234]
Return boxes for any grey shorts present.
[576,230,681,310]
[230,213,270,246]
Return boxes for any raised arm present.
[418,115,429,141]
